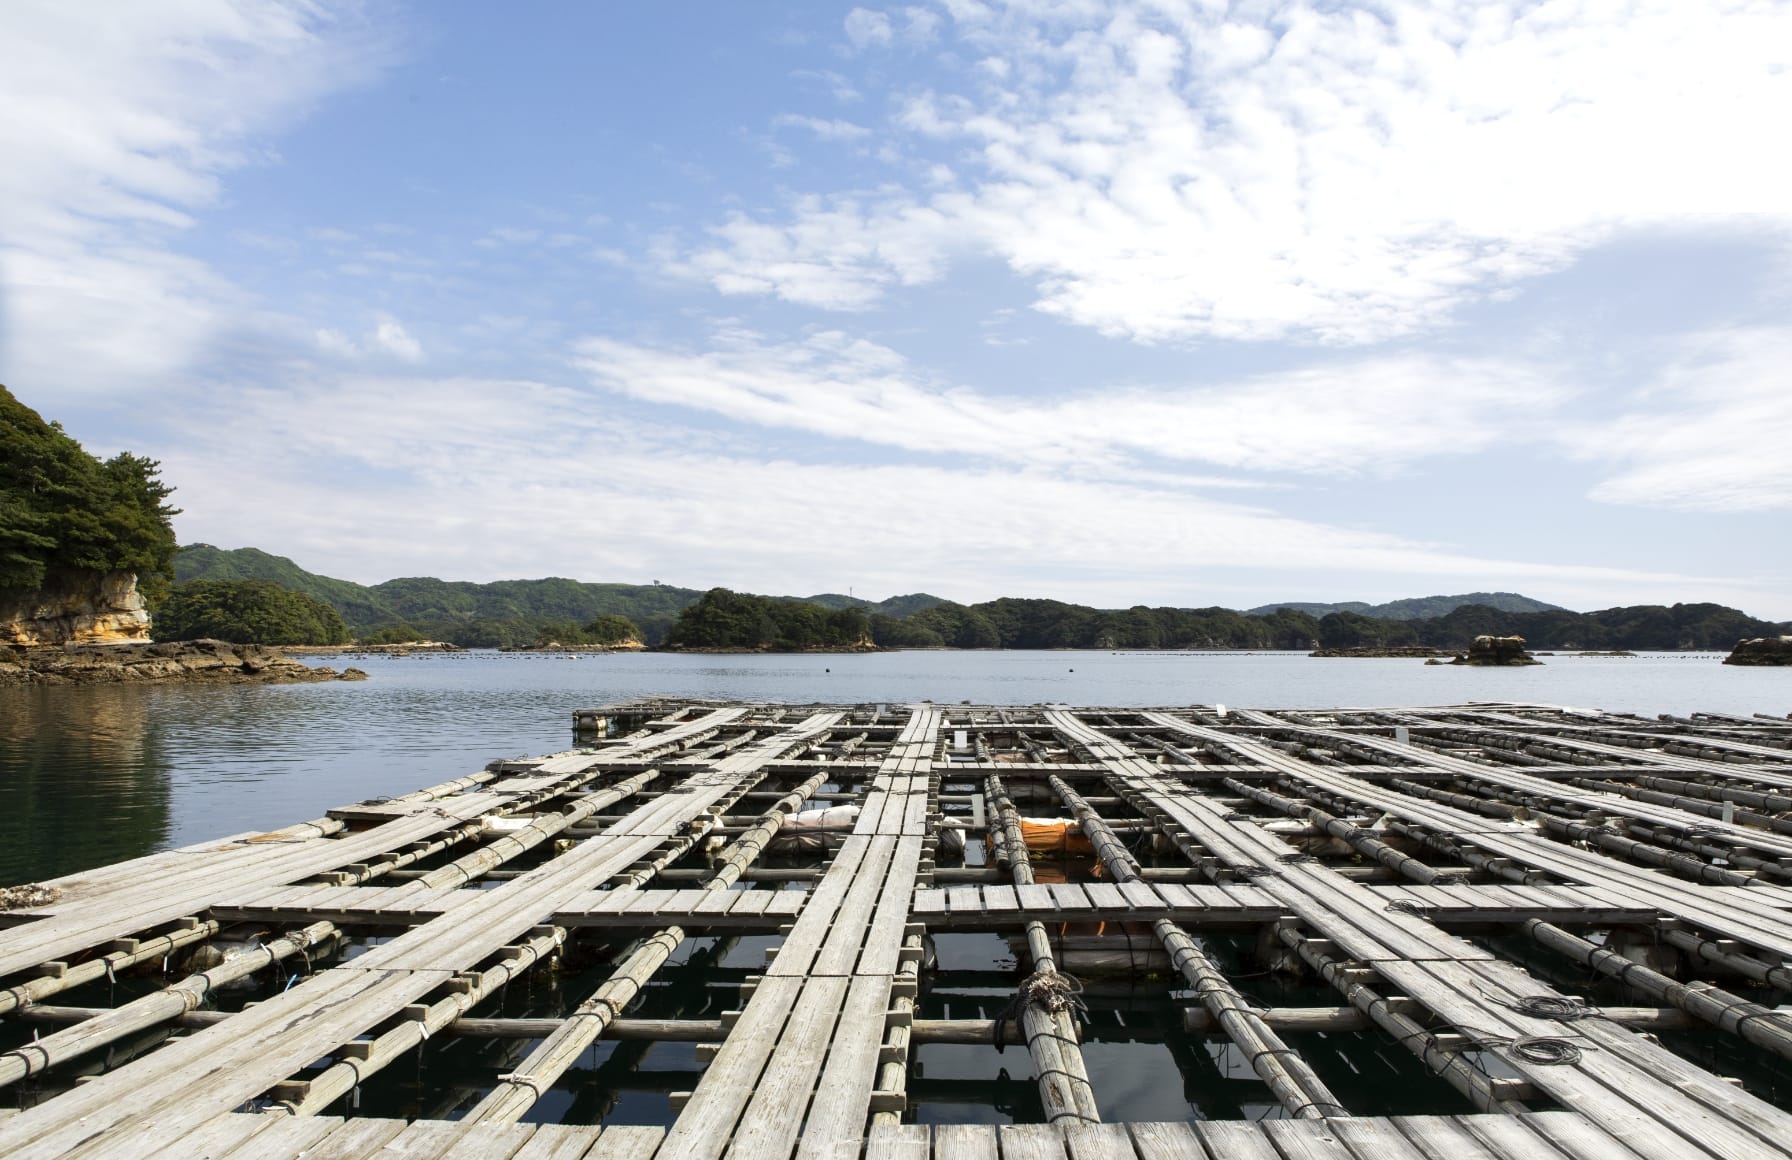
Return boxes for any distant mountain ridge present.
[1246,592,1567,620]
[174,545,944,644]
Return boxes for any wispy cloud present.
[1577,326,1792,512]
[573,327,1566,477]
[0,0,395,394]
[774,114,873,142]
[160,370,1717,609]
[680,1,1792,344]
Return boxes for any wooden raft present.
[0,699,1789,1157]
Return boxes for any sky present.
[3,0,1789,618]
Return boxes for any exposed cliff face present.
[0,571,151,645]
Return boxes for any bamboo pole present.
[1046,774,1349,1120]
[0,921,336,1088]
[984,772,1104,1124]
[1524,919,1792,1059]
[0,918,220,1017]
[1276,925,1529,1114]
[462,766,837,1123]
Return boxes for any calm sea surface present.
[3,649,1789,1124]
[1,648,1787,886]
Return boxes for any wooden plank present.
[1127,1121,1211,1160]
[932,1123,1000,1160]
[1388,1116,1500,1160]
[795,974,896,1160]
[1327,1118,1432,1160]
[858,837,923,977]
[1515,1112,1649,1160]
[1260,1119,1360,1159]
[984,885,1020,913]
[1082,882,1129,912]
[214,1115,345,1159]
[372,1120,467,1158]
[1061,1122,1136,1160]
[999,1123,1069,1160]
[655,975,803,1160]
[1457,1114,1572,1159]
[1191,1118,1281,1160]
[292,1117,409,1160]
[729,976,852,1158]
[170,1112,277,1159]
[811,836,897,976]
[436,1121,540,1160]
[863,1123,929,1160]
[508,1123,606,1160]
[584,1125,665,1159]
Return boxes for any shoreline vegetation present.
[173,548,1792,656]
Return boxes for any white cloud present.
[774,114,873,141]
[669,198,954,309]
[374,316,424,362]
[844,8,894,50]
[682,1,1792,344]
[573,327,1565,477]
[1578,327,1792,512]
[0,1,392,395]
[162,371,1719,609]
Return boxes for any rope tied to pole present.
[993,969,1088,1053]
[1384,898,1433,916]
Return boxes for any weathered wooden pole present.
[1047,773,1350,1120]
[985,772,1104,1124]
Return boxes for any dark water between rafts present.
[1,650,1787,1125]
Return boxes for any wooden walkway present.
[0,699,1790,1157]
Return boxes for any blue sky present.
[3,1,1789,617]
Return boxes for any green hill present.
[175,546,703,644]
[800,592,946,618]
[1247,591,1567,620]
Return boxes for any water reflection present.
[1,650,1785,886]
[0,687,171,881]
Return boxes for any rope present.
[1384,898,1432,916]
[993,969,1088,1053]
[1446,1021,1591,1067]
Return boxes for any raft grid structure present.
[2,698,1792,1157]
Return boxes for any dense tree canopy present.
[667,588,871,650]
[1,386,179,602]
[152,579,351,645]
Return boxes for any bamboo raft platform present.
[3,699,1792,1157]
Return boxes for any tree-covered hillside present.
[1248,592,1566,620]
[176,546,702,644]
[174,545,1784,652]
[1,386,179,603]
[1316,602,1780,651]
[666,588,872,650]
[152,579,350,646]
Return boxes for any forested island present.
[172,544,1787,654]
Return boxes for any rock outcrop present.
[0,570,150,645]
[1450,635,1542,666]
[0,639,368,685]
[1724,636,1792,666]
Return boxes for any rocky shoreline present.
[1725,636,1792,666]
[0,640,367,686]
